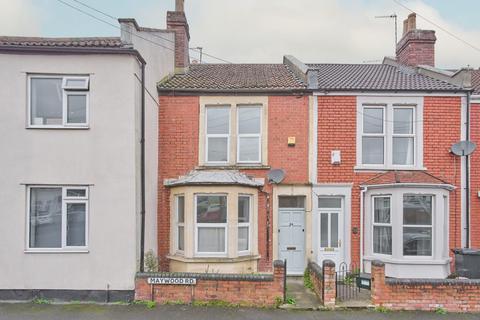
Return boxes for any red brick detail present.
[470,103,480,248]
[371,261,480,313]
[135,263,285,307]
[167,11,190,69]
[308,261,336,307]
[317,96,462,266]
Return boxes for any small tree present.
[144,250,158,272]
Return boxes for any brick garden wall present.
[308,260,336,308]
[371,260,480,312]
[317,96,462,267]
[135,260,285,307]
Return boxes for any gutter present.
[139,61,146,272]
[0,45,146,64]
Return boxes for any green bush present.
[303,269,314,290]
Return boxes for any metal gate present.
[335,262,360,301]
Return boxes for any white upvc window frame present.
[28,74,90,129]
[356,96,423,170]
[237,194,252,255]
[194,194,228,256]
[236,105,262,164]
[205,106,231,164]
[392,106,416,166]
[175,195,185,253]
[372,195,392,256]
[402,194,434,258]
[361,105,386,166]
[26,185,89,252]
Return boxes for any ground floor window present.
[238,195,251,253]
[28,186,88,250]
[196,195,228,255]
[403,195,432,256]
[373,196,392,255]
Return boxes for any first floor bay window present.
[28,186,88,250]
[196,195,227,254]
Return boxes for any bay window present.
[175,195,185,252]
[372,196,392,255]
[403,195,432,256]
[28,186,88,250]
[238,195,251,253]
[29,75,89,128]
[195,195,228,254]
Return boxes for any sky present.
[1,0,479,68]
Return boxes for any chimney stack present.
[167,0,190,73]
[396,13,436,67]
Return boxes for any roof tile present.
[0,36,124,48]
[361,170,450,186]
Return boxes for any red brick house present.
[156,12,470,278]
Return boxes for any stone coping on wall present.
[385,278,480,286]
[136,271,274,282]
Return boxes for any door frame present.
[278,206,306,275]
[313,184,352,268]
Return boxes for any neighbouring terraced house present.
[1,0,480,306]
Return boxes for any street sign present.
[147,277,196,285]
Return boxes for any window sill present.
[197,165,270,170]
[24,249,89,254]
[167,254,260,263]
[363,255,451,265]
[354,166,427,172]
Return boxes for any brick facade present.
[135,261,285,306]
[317,96,462,266]
[157,95,309,272]
[371,260,480,312]
[469,102,480,248]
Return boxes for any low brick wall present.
[135,260,285,307]
[371,260,480,313]
[308,260,336,307]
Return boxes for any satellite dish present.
[267,169,285,184]
[451,140,477,156]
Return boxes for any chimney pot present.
[175,0,184,12]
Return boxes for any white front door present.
[278,208,305,275]
[317,197,344,268]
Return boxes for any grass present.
[32,297,51,305]
[303,269,314,290]
[133,300,156,309]
[435,307,447,315]
[374,306,390,313]
[192,300,241,308]
[285,296,296,305]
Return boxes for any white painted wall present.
[0,53,140,290]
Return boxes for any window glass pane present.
[279,196,305,208]
[31,78,63,125]
[238,107,261,134]
[238,196,250,223]
[403,195,432,225]
[207,137,228,162]
[320,213,328,247]
[67,95,87,124]
[394,108,413,134]
[197,195,227,223]
[363,108,384,134]
[239,137,260,162]
[374,226,392,254]
[318,197,341,208]
[206,107,229,134]
[178,226,184,251]
[403,227,432,256]
[331,213,339,248]
[29,188,62,248]
[198,227,225,252]
[238,226,249,251]
[393,137,414,165]
[66,203,86,247]
[66,189,86,197]
[177,196,185,223]
[362,137,384,164]
[374,197,390,223]
[65,78,87,88]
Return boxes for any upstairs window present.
[29,75,89,128]
[206,106,230,163]
[237,106,262,163]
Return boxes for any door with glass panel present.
[318,197,344,268]
[278,196,305,275]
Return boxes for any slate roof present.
[360,171,452,188]
[158,64,306,92]
[0,36,124,48]
[472,70,480,95]
[164,170,264,187]
[307,63,462,92]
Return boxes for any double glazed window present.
[403,195,432,256]
[28,186,88,250]
[238,196,251,252]
[29,75,89,127]
[373,196,392,255]
[360,105,416,167]
[205,104,262,164]
[196,195,228,254]
[175,195,185,252]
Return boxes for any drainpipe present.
[139,61,146,272]
[466,92,471,248]
[360,186,367,272]
[260,187,271,261]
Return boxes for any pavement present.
[1,303,480,320]
[283,277,321,310]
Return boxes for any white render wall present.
[0,53,140,290]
